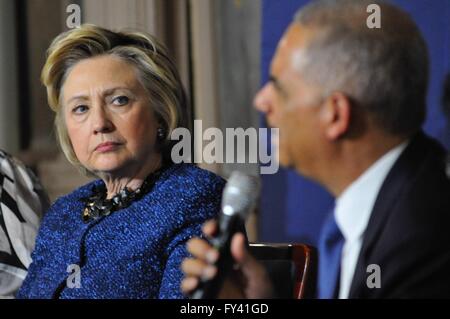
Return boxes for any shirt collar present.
[335,141,409,242]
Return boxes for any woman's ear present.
[322,92,351,141]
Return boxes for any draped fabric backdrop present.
[259,0,450,245]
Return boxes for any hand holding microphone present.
[181,171,275,299]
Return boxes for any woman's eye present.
[72,105,88,114]
[112,96,129,106]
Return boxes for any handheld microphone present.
[191,171,261,299]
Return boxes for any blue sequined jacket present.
[17,163,225,299]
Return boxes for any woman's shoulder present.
[142,163,225,228]
[149,163,225,213]
[160,163,226,191]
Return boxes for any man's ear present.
[322,92,351,141]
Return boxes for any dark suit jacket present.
[348,131,450,298]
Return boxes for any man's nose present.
[253,84,272,114]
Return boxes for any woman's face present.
[62,55,160,176]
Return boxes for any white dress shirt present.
[334,141,409,299]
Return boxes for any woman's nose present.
[92,106,113,134]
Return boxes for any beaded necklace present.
[80,165,167,222]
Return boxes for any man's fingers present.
[181,258,217,280]
[187,238,219,263]
[181,276,199,294]
[202,220,218,238]
[181,258,207,276]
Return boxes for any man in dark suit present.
[181,0,450,298]
[439,73,450,150]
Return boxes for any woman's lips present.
[95,142,121,153]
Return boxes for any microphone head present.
[221,171,261,220]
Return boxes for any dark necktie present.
[317,211,345,299]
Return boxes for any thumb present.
[230,233,274,299]
[230,233,257,275]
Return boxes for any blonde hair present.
[42,24,187,174]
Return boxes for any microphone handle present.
[191,214,244,299]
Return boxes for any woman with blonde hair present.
[17,25,224,299]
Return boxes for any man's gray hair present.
[294,0,429,136]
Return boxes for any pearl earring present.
[157,127,165,140]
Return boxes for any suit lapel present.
[348,131,435,298]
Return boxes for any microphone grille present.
[221,171,261,219]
